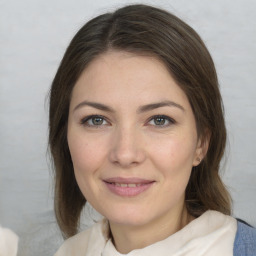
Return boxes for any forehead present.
[70,50,189,109]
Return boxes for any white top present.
[54,210,237,256]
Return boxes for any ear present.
[193,130,211,166]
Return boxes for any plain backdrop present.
[0,0,255,255]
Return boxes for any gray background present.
[0,0,255,255]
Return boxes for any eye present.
[81,115,109,127]
[148,115,175,127]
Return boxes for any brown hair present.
[49,4,231,238]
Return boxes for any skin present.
[67,50,208,253]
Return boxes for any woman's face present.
[68,51,204,228]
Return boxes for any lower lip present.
[104,182,154,197]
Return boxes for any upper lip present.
[103,177,154,184]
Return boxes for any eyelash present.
[80,115,176,128]
[80,115,109,127]
[147,115,176,127]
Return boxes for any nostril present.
[108,131,146,167]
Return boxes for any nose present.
[109,126,146,168]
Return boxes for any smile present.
[110,183,143,187]
[103,177,155,197]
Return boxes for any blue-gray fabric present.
[233,220,256,256]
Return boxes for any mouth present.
[108,183,144,187]
[103,177,155,197]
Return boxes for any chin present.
[104,206,152,227]
[110,216,150,227]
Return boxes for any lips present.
[103,177,155,197]
[111,183,141,187]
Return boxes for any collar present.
[101,211,237,256]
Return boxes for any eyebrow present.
[73,101,115,113]
[137,100,185,113]
[73,100,185,113]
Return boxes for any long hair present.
[49,4,231,238]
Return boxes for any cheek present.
[69,141,90,172]
[149,134,197,176]
[151,137,197,201]
[67,132,103,176]
[155,140,195,165]
[67,132,106,199]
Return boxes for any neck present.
[109,205,194,254]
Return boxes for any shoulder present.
[54,219,108,256]
[233,220,256,256]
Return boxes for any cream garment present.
[0,226,19,256]
[54,210,237,256]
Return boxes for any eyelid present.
[80,114,175,128]
[80,114,110,126]
[147,115,176,127]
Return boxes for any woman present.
[49,4,256,255]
